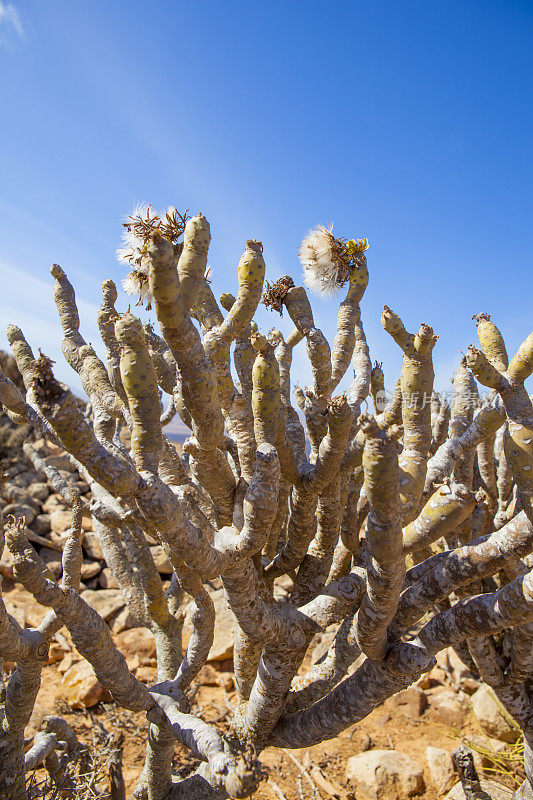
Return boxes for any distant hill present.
[164,414,191,444]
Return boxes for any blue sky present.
[0,0,531,405]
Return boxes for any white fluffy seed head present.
[299,225,347,297]
[117,203,173,309]
[117,203,152,273]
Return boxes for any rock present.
[425,747,456,788]
[345,749,425,799]
[57,652,79,675]
[0,548,16,579]
[135,665,157,684]
[80,589,125,620]
[60,660,107,709]
[47,641,69,665]
[360,733,372,751]
[2,502,36,525]
[58,469,80,487]
[82,532,104,560]
[4,596,25,627]
[150,545,172,574]
[26,482,49,502]
[50,509,91,535]
[39,547,62,578]
[387,686,427,718]
[443,778,513,799]
[273,573,294,601]
[99,567,119,589]
[5,586,48,626]
[2,485,31,504]
[427,665,448,685]
[461,677,481,695]
[436,649,451,667]
[108,606,138,634]
[447,647,475,682]
[308,625,337,665]
[471,685,520,743]
[430,689,468,727]
[114,628,156,661]
[417,672,432,690]
[42,495,68,514]
[30,514,51,535]
[196,664,234,691]
[45,454,75,472]
[80,561,101,580]
[135,667,157,683]
[16,470,40,487]
[73,480,90,494]
[183,586,237,661]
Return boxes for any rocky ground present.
[0,383,524,799]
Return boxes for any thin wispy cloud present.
[0,1,24,47]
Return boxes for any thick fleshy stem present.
[381,307,437,522]
[354,415,403,661]
[466,323,533,528]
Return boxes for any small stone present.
[58,652,78,675]
[42,495,68,514]
[150,545,172,574]
[135,666,157,684]
[219,672,234,691]
[196,664,234,691]
[39,547,62,578]
[114,628,156,661]
[26,482,49,502]
[417,673,431,690]
[425,746,456,788]
[31,514,51,535]
[6,587,48,627]
[80,589,125,620]
[108,606,138,634]
[345,749,425,799]
[197,664,222,686]
[99,567,119,589]
[0,548,16,580]
[430,689,468,727]
[44,454,75,472]
[183,586,237,661]
[2,485,31,504]
[360,733,372,751]
[461,677,481,695]
[447,647,475,682]
[82,532,104,560]
[3,596,25,627]
[80,561,101,580]
[50,509,91,535]
[60,660,107,709]
[471,685,520,743]
[46,642,68,665]
[387,686,427,717]
[428,665,448,685]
